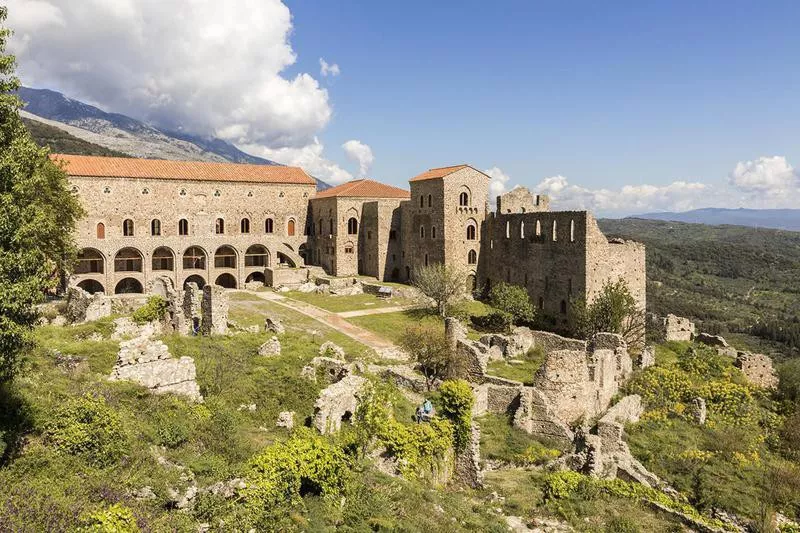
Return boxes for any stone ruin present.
[200,284,228,335]
[447,318,634,446]
[735,352,779,389]
[109,327,202,402]
[258,337,282,357]
[650,313,695,342]
[312,374,368,434]
[65,286,112,323]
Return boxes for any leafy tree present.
[411,263,466,317]
[399,325,461,389]
[0,7,83,383]
[488,281,535,324]
[438,379,474,451]
[570,278,645,349]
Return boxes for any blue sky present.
[286,1,799,198]
[8,0,800,215]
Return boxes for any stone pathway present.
[244,290,407,359]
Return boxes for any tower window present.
[178,219,189,236]
[468,250,477,264]
[123,219,134,237]
[459,191,469,206]
[265,218,274,233]
[241,218,250,234]
[151,219,161,236]
[420,226,425,238]
[215,218,225,234]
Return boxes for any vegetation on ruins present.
[411,263,467,317]
[488,281,535,325]
[399,324,461,388]
[132,296,169,325]
[0,7,83,384]
[569,278,645,349]
[438,379,475,451]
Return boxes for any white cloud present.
[728,156,798,195]
[535,175,709,214]
[6,0,357,180]
[319,58,340,77]
[484,166,513,201]
[241,138,354,185]
[342,140,374,177]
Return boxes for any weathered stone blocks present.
[201,285,228,335]
[312,374,367,434]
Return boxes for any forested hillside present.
[599,218,800,354]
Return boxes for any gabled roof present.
[409,164,490,182]
[50,154,316,185]
[313,179,410,199]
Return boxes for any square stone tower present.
[402,165,490,286]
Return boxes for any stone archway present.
[115,277,143,294]
[245,272,266,284]
[77,279,105,295]
[215,273,237,289]
[183,275,206,289]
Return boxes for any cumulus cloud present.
[728,156,798,195]
[484,166,513,201]
[342,140,374,177]
[241,138,354,185]
[6,0,359,183]
[535,175,709,214]
[319,58,340,77]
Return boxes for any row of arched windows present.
[418,192,472,208]
[315,217,359,236]
[76,245,272,274]
[101,217,295,239]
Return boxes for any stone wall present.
[65,286,112,323]
[312,375,367,434]
[735,352,779,389]
[265,266,309,287]
[496,188,549,214]
[200,284,228,335]
[69,174,313,295]
[658,314,696,342]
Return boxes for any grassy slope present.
[282,290,414,313]
[23,116,131,157]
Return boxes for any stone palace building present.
[59,154,645,325]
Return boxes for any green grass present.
[478,413,563,466]
[486,347,545,385]
[283,290,414,313]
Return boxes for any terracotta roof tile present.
[314,179,410,199]
[409,164,478,182]
[50,154,316,185]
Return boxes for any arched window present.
[347,217,358,235]
[520,221,525,239]
[344,243,354,254]
[535,220,541,237]
[505,220,510,239]
[183,247,206,270]
[427,194,432,207]
[265,218,274,234]
[431,226,436,239]
[151,219,161,236]
[459,192,469,206]
[287,219,296,236]
[245,245,269,267]
[468,250,477,265]
[570,219,575,242]
[560,300,567,314]
[179,219,189,236]
[420,196,424,208]
[328,218,334,235]
[552,220,558,241]
[317,219,323,235]
[152,247,175,271]
[419,226,425,239]
[215,218,225,234]
[466,223,476,240]
[123,219,134,237]
[76,248,104,274]
[241,218,250,234]
[114,247,142,272]
[214,246,237,269]
[96,222,105,239]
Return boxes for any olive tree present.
[411,263,467,317]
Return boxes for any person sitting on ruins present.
[415,399,435,423]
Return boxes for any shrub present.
[778,359,800,405]
[79,503,140,532]
[488,282,535,324]
[471,310,513,333]
[569,278,644,349]
[43,394,127,466]
[411,263,467,316]
[241,428,350,522]
[438,379,474,451]
[399,325,459,389]
[132,296,168,325]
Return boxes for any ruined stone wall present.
[481,210,589,328]
[584,214,646,311]
[496,188,549,214]
[69,175,314,295]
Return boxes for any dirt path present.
[337,305,419,318]
[245,290,407,359]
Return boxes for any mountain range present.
[17,86,330,190]
[631,207,800,232]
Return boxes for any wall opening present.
[215,273,237,289]
[241,218,251,234]
[184,274,206,289]
[114,277,143,294]
[178,219,189,236]
[77,279,105,294]
[114,248,143,272]
[183,246,206,270]
[123,219,134,237]
[245,245,270,267]
[151,219,161,236]
[76,248,104,274]
[214,246,237,269]
[152,247,175,271]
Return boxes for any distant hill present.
[17,87,330,190]
[632,207,800,231]
[598,217,800,353]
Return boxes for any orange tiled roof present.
[409,164,488,182]
[314,179,410,199]
[50,154,316,185]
